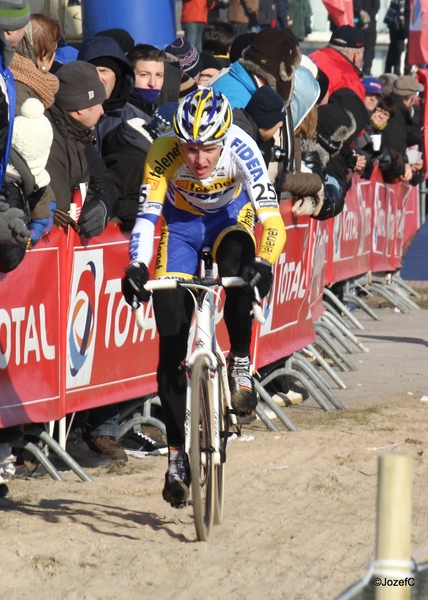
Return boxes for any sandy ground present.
[2,291,428,600]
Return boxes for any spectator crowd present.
[0,0,425,482]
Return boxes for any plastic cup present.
[370,134,381,151]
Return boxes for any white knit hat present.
[11,98,53,189]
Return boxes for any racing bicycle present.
[135,249,264,541]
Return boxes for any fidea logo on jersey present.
[67,250,104,389]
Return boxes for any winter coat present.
[288,0,312,40]
[258,0,276,26]
[276,0,289,28]
[361,0,380,33]
[381,93,419,163]
[102,119,154,230]
[309,46,365,101]
[211,60,257,108]
[228,0,259,24]
[182,0,212,23]
[77,36,150,151]
[46,103,118,214]
[0,32,16,189]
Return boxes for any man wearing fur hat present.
[309,25,366,101]
[0,0,31,245]
[212,27,301,109]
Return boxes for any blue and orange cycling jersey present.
[129,123,286,276]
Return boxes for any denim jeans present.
[182,22,205,51]
[85,405,120,438]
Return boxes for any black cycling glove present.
[242,257,272,299]
[122,261,151,305]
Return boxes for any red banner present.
[253,200,316,370]
[408,1,428,65]
[321,0,354,27]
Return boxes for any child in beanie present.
[6,97,55,245]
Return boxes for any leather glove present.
[301,151,325,181]
[292,196,317,217]
[242,257,272,299]
[54,207,80,233]
[122,261,151,305]
[78,199,108,238]
[0,200,30,244]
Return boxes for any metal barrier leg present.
[254,402,281,432]
[322,301,352,330]
[392,274,421,298]
[13,439,65,481]
[118,416,167,439]
[370,282,411,314]
[253,379,298,431]
[343,293,382,321]
[323,287,365,330]
[259,367,332,412]
[314,327,358,371]
[289,355,346,410]
[315,321,356,354]
[34,429,93,482]
[303,345,347,389]
[390,282,421,310]
[320,312,370,353]
[314,337,350,372]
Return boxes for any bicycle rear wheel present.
[214,367,228,525]
[190,355,215,541]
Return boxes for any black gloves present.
[78,199,108,238]
[122,261,151,305]
[242,257,272,299]
[301,151,324,181]
[54,208,80,232]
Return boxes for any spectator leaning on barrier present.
[0,0,31,247]
[309,25,366,102]
[212,27,301,109]
[46,61,119,238]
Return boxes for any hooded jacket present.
[77,36,150,152]
[211,60,257,109]
[309,46,365,101]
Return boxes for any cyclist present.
[122,87,286,507]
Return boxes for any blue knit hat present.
[165,37,203,79]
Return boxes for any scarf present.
[10,53,59,109]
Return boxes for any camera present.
[271,146,287,163]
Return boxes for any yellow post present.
[375,453,413,600]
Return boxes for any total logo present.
[67,250,104,389]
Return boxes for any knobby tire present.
[190,355,215,541]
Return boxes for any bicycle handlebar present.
[133,276,265,328]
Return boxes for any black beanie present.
[89,56,122,81]
[55,61,106,111]
[94,28,135,54]
[246,86,286,129]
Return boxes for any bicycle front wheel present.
[214,366,228,525]
[190,355,215,541]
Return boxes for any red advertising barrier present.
[0,172,421,428]
[253,199,316,370]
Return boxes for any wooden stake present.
[375,453,413,600]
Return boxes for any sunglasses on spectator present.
[375,108,390,118]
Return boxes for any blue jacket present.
[211,62,257,109]
[0,60,16,188]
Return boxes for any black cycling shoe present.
[228,353,258,415]
[162,449,191,507]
